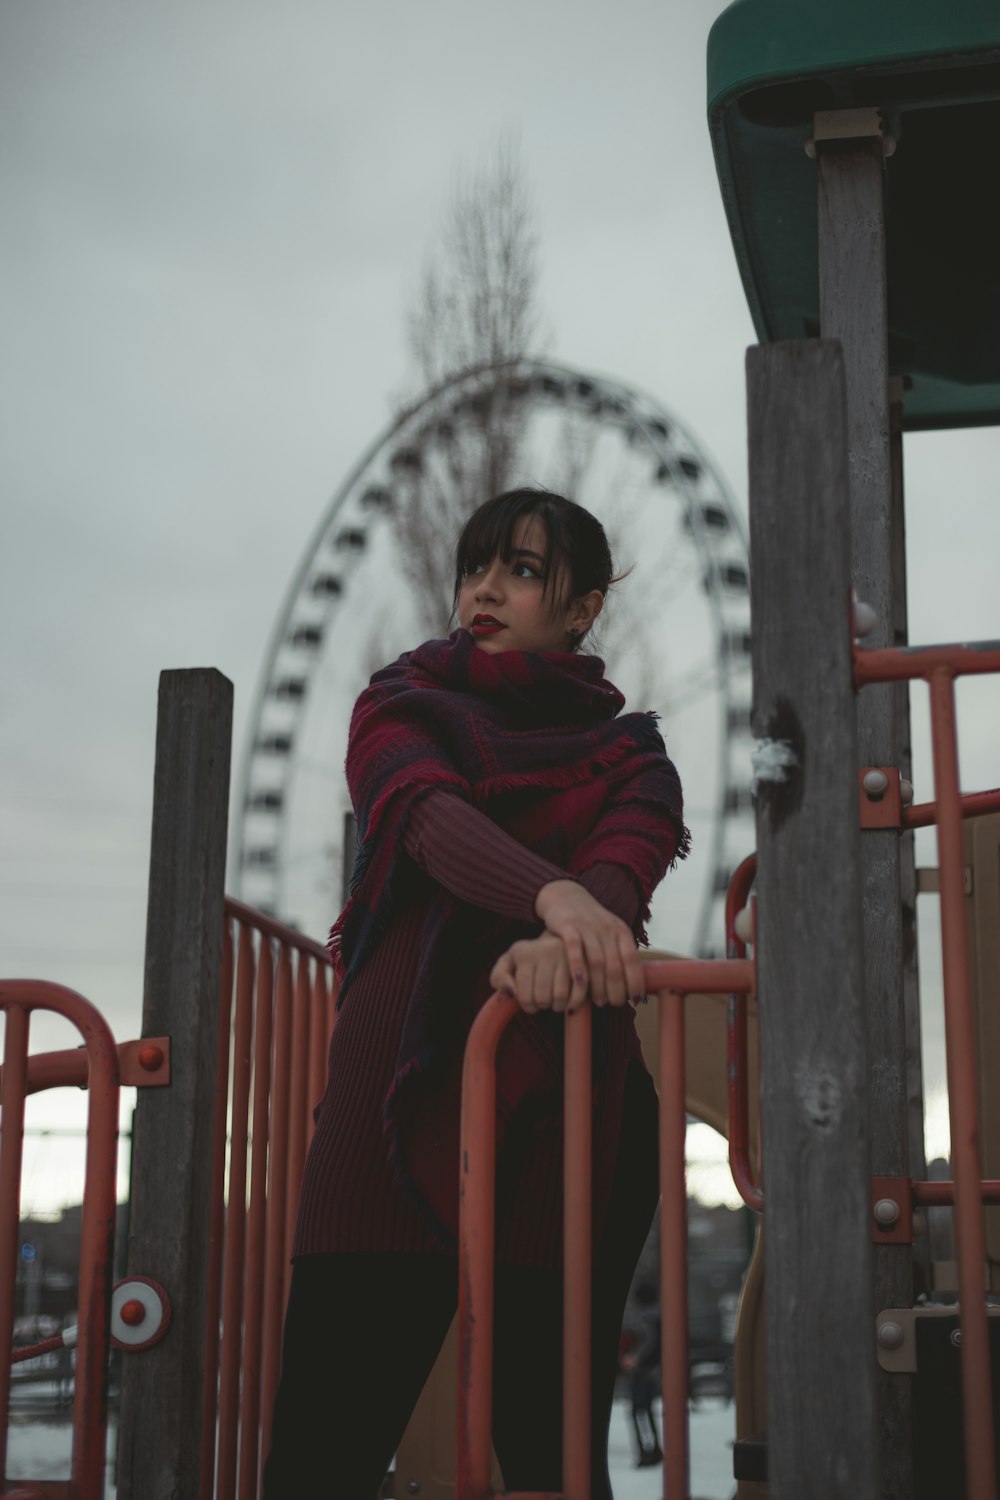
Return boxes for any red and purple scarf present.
[328,628,688,1244]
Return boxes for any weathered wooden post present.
[117,668,233,1500]
[748,339,878,1498]
[815,109,915,1493]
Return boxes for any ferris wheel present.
[234,357,753,958]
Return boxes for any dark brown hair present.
[452,487,616,625]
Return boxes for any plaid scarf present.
[329,628,688,1245]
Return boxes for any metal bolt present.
[863,769,889,798]
[874,1198,901,1226]
[733,906,754,944]
[120,1300,146,1327]
[877,1321,904,1350]
[853,599,877,638]
[138,1044,164,1071]
[950,1328,962,1348]
[407,1483,421,1495]
[900,779,914,806]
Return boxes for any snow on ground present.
[6,1397,735,1498]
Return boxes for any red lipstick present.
[471,614,505,636]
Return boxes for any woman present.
[264,486,688,1499]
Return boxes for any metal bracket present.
[876,1306,1000,1373]
[859,767,903,829]
[871,1175,913,1243]
[118,1036,171,1087]
[806,107,895,157]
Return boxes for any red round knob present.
[120,1299,146,1327]
[137,1045,164,1071]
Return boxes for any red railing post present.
[658,988,690,1500]
[927,668,996,1500]
[1,981,120,1500]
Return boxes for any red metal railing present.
[199,897,336,1500]
[457,953,756,1500]
[0,981,120,1500]
[854,637,1000,1500]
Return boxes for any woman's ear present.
[571,589,604,635]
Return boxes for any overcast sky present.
[3,0,998,1210]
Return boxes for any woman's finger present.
[550,953,571,1013]
[602,932,627,1007]
[561,929,589,1009]
[490,951,516,996]
[620,934,646,1003]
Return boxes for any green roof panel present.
[707,0,1000,430]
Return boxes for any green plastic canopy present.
[708,0,1000,429]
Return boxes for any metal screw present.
[407,1483,422,1495]
[877,1321,904,1350]
[863,769,889,798]
[900,779,914,805]
[874,1198,901,1226]
[950,1328,962,1348]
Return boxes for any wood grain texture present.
[117,669,233,1500]
[818,140,914,1496]
[748,339,877,1499]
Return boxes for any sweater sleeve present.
[575,862,645,931]
[403,791,573,923]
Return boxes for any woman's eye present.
[514,562,542,579]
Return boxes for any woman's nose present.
[475,562,504,599]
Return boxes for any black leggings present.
[263,1070,658,1500]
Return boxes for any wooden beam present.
[817,123,915,1496]
[748,339,877,1499]
[117,668,233,1500]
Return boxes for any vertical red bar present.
[237,937,275,1500]
[0,1002,30,1488]
[927,669,997,1500]
[563,1004,592,1500]
[457,994,516,1500]
[200,919,234,1500]
[306,961,327,1154]
[216,924,256,1500]
[282,952,311,1313]
[71,998,120,1500]
[659,989,690,1500]
[260,942,294,1469]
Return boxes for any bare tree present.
[391,137,542,634]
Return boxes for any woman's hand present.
[490,932,578,1015]
[533,878,645,1008]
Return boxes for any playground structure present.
[5,0,1000,1496]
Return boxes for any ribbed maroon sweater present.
[294,791,670,1268]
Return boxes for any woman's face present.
[457,514,601,654]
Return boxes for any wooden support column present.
[816,112,914,1496]
[748,339,877,1499]
[117,669,233,1500]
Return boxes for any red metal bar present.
[904,786,1000,830]
[563,1004,592,1500]
[724,856,763,1212]
[217,925,256,1500]
[199,920,234,1500]
[659,988,690,1500]
[913,1179,1000,1206]
[926,668,997,1500]
[283,953,311,1316]
[238,935,275,1500]
[260,942,294,1468]
[0,1002,30,1490]
[1,981,120,1500]
[854,640,1000,684]
[306,961,327,1155]
[223,895,329,962]
[457,993,513,1500]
